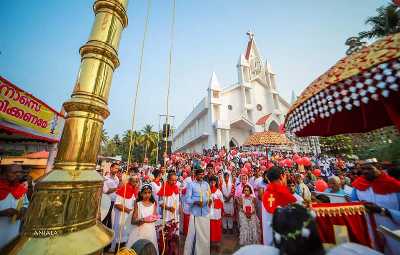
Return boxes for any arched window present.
[228,105,233,110]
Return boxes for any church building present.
[172,33,291,152]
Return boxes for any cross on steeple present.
[246,31,254,40]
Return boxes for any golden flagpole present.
[5,0,129,254]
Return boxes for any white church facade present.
[172,33,291,152]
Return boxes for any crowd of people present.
[100,146,400,255]
[0,145,399,254]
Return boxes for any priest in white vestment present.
[351,163,400,255]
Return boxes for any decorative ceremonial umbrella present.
[285,32,400,137]
[244,131,293,146]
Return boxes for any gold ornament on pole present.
[4,0,129,254]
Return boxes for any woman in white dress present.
[127,184,159,254]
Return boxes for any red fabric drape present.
[312,202,372,248]
[183,213,190,236]
[210,219,222,242]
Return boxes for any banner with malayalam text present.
[0,76,64,142]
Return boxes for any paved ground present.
[179,231,241,255]
[105,231,241,254]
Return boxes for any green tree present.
[101,128,109,145]
[320,135,354,156]
[121,130,143,162]
[141,124,157,160]
[102,134,121,157]
[99,128,109,154]
[358,3,400,40]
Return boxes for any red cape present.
[0,179,27,200]
[116,183,138,199]
[211,186,223,209]
[263,182,296,214]
[352,172,400,194]
[157,183,179,197]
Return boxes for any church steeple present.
[209,72,221,91]
[238,31,266,83]
[244,31,264,81]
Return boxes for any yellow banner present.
[0,76,64,142]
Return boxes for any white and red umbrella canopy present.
[285,33,400,137]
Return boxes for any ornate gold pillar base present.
[3,170,112,255]
[5,0,129,253]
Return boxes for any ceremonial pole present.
[6,1,129,254]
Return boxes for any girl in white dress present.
[126,184,159,254]
[238,184,261,245]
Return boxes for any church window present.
[228,105,233,110]
[256,104,262,111]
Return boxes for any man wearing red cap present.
[261,166,296,245]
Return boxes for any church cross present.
[246,31,254,40]
[268,194,275,207]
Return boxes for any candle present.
[207,188,211,207]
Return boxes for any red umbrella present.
[285,33,400,136]
[282,158,293,168]
[301,157,312,167]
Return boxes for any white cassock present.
[221,177,234,229]
[261,203,273,245]
[0,193,29,250]
[353,188,400,255]
[210,189,224,221]
[151,181,162,216]
[110,194,135,252]
[159,193,180,223]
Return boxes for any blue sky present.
[1,0,388,137]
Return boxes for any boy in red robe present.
[209,176,224,246]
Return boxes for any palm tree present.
[98,128,109,155]
[122,130,142,162]
[358,4,400,40]
[101,129,109,146]
[141,125,157,160]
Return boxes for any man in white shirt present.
[102,163,120,229]
[0,164,29,250]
